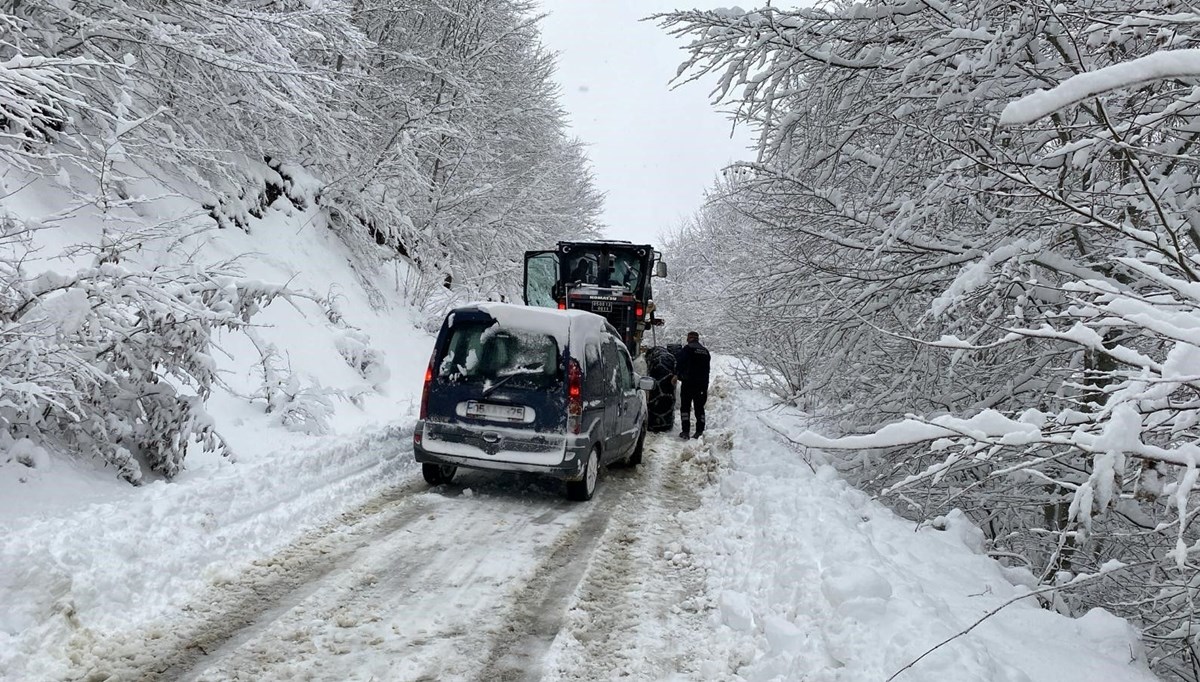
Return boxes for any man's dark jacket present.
[677,340,711,388]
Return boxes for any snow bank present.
[0,165,435,678]
[0,425,417,680]
[679,360,1156,681]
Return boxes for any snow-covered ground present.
[0,167,435,679]
[1,353,1159,680]
[0,165,435,512]
[655,365,1157,682]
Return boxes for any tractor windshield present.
[563,247,643,293]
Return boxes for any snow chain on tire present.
[644,345,677,432]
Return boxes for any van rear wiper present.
[481,362,543,397]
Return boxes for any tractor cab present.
[524,241,666,355]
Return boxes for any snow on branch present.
[1000,49,1200,126]
[1,227,286,483]
[663,1,1200,674]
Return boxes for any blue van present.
[414,303,652,500]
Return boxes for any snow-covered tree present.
[4,0,367,200]
[661,3,1200,675]
[1,223,283,483]
[0,0,603,483]
[353,0,603,308]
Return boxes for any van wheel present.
[567,447,600,501]
[628,428,646,467]
[423,463,456,486]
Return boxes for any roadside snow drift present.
[0,166,434,680]
[671,364,1156,681]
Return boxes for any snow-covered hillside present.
[0,160,434,496]
[0,161,437,677]
[1,0,601,497]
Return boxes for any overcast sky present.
[536,1,754,244]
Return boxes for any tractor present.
[523,241,677,432]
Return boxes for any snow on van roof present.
[459,302,610,360]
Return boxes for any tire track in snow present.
[66,480,431,682]
[473,493,612,681]
[173,471,633,681]
[68,444,677,681]
[475,433,717,681]
[540,419,730,679]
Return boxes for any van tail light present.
[567,359,583,434]
[419,360,434,420]
[558,300,567,310]
[635,304,644,318]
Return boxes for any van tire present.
[628,427,646,467]
[567,447,600,501]
[423,463,457,486]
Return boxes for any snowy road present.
[10,370,1160,682]
[66,432,714,682]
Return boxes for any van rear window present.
[437,321,561,388]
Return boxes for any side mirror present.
[655,261,668,278]
[637,376,655,391]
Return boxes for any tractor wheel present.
[645,346,677,433]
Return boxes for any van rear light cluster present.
[635,304,644,318]
[567,359,583,434]
[557,300,567,310]
[419,360,434,420]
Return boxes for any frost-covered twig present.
[886,558,1159,681]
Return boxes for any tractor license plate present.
[591,301,612,313]
[466,401,526,422]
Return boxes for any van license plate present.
[466,401,526,422]
[591,301,612,313]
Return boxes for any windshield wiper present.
[481,362,544,397]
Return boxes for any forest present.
[5,0,1200,677]
[0,0,600,482]
[658,3,1200,678]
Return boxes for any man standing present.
[676,331,711,439]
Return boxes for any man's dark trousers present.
[680,383,707,436]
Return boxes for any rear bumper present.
[413,420,591,480]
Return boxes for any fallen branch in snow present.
[756,414,817,473]
[886,557,1157,681]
